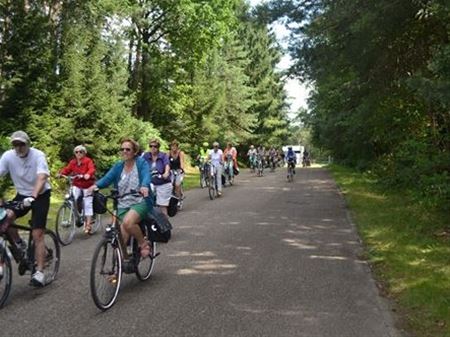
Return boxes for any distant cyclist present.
[286,146,297,176]
[247,145,257,171]
[223,142,238,179]
[169,139,185,202]
[208,141,223,196]
[58,145,96,234]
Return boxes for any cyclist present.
[0,130,51,286]
[58,145,96,234]
[88,138,152,258]
[269,146,277,171]
[169,139,185,204]
[286,146,297,176]
[142,139,172,216]
[223,142,238,180]
[303,149,310,166]
[208,141,223,196]
[247,145,257,171]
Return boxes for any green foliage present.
[271,0,450,209]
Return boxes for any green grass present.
[328,164,450,337]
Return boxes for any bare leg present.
[32,228,45,271]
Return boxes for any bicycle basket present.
[93,192,108,214]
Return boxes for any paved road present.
[1,167,401,337]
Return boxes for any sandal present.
[84,223,92,235]
[139,240,152,258]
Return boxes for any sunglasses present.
[74,151,84,154]
[120,147,132,152]
[149,144,158,148]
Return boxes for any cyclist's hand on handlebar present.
[140,187,149,198]
[23,197,35,208]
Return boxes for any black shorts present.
[12,189,51,230]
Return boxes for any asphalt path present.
[0,167,402,337]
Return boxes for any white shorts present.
[154,182,172,206]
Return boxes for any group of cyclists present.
[0,130,310,292]
[0,131,186,288]
[196,141,239,197]
[246,144,310,179]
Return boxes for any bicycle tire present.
[55,202,76,246]
[208,175,215,200]
[42,230,61,285]
[90,237,122,311]
[135,225,156,281]
[0,248,12,308]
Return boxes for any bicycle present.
[287,160,295,182]
[207,163,219,200]
[55,175,103,245]
[223,153,234,186]
[0,201,60,308]
[198,159,209,189]
[90,190,159,311]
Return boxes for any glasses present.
[120,148,132,152]
[149,145,158,148]
[74,151,84,154]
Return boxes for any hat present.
[10,130,30,144]
[213,141,219,147]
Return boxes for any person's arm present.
[85,157,96,180]
[59,160,74,176]
[96,162,120,189]
[33,153,50,198]
[0,152,9,177]
[179,151,185,171]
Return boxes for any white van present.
[282,145,304,164]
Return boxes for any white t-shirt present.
[209,149,223,167]
[0,148,51,196]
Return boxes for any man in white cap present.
[0,130,51,287]
[208,141,224,196]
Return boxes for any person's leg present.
[83,189,93,232]
[216,165,223,193]
[121,208,151,258]
[32,228,45,271]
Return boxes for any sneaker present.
[217,191,222,196]
[30,270,45,287]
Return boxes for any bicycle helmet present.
[202,142,209,148]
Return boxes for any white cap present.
[10,130,30,144]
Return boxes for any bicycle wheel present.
[55,203,76,246]
[90,213,103,234]
[42,230,61,285]
[0,247,12,308]
[208,175,215,200]
[90,237,122,310]
[135,226,156,281]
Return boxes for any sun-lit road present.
[0,167,401,337]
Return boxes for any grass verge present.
[328,164,450,337]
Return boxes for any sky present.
[248,0,310,116]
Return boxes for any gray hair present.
[74,145,87,154]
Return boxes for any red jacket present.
[59,156,96,189]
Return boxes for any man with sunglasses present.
[0,130,51,287]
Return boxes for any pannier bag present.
[145,207,172,243]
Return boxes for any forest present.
[265,0,450,210]
[0,0,290,177]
